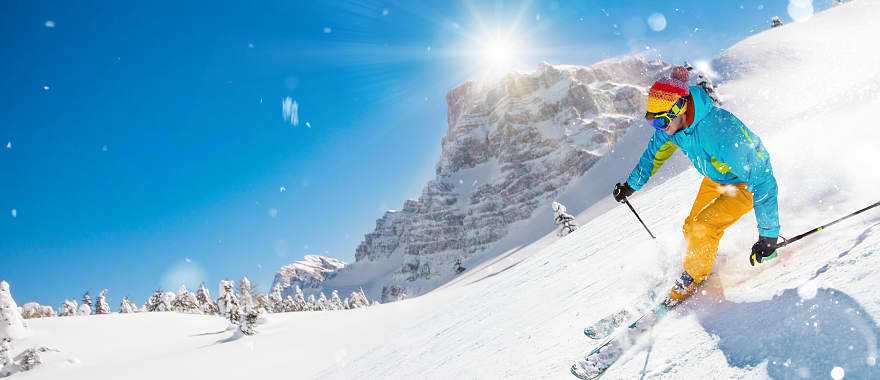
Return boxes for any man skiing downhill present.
[613,66,780,308]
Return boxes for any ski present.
[583,309,631,340]
[583,288,660,340]
[571,303,671,379]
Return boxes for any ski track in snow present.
[10,2,880,379]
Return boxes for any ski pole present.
[623,198,656,239]
[776,200,880,249]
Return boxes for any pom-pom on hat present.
[646,66,690,114]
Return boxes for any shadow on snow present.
[696,287,879,379]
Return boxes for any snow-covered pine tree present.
[771,15,783,28]
[119,297,137,313]
[454,257,466,275]
[20,303,55,319]
[172,285,200,314]
[268,284,284,313]
[305,294,317,312]
[217,280,240,325]
[78,291,93,316]
[282,296,295,312]
[316,292,329,311]
[238,306,258,336]
[95,289,111,315]
[293,286,306,312]
[328,290,344,311]
[12,346,59,371]
[0,337,11,368]
[196,283,218,315]
[254,293,271,313]
[0,281,28,340]
[348,288,370,309]
[552,201,578,237]
[60,299,78,317]
[144,289,170,312]
[238,277,254,308]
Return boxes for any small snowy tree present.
[217,280,240,325]
[316,292,329,311]
[20,303,55,319]
[78,291,93,316]
[239,277,254,308]
[196,283,218,315]
[59,299,78,317]
[552,201,578,237]
[305,294,317,312]
[329,290,344,311]
[0,281,28,340]
[12,346,60,371]
[348,288,370,309]
[268,284,284,313]
[254,293,271,314]
[238,306,259,336]
[293,286,306,312]
[95,289,111,315]
[771,16,783,28]
[454,256,466,275]
[172,285,200,314]
[0,337,11,368]
[144,289,171,312]
[119,297,138,313]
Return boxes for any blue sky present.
[0,0,830,308]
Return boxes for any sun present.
[483,37,516,69]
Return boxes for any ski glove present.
[750,236,778,266]
[613,182,635,203]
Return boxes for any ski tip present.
[570,364,587,379]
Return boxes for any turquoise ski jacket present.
[626,86,780,238]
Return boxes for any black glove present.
[750,236,778,266]
[613,182,635,203]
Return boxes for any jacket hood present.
[684,85,715,131]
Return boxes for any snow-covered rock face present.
[352,56,670,301]
[271,255,345,296]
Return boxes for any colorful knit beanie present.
[646,66,690,114]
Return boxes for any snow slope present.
[8,2,880,379]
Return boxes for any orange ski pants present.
[681,177,754,285]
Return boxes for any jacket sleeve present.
[714,116,780,238]
[626,130,677,190]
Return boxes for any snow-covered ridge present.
[330,55,671,302]
[271,255,345,296]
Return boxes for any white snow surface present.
[11,2,880,379]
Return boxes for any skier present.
[552,201,578,237]
[612,66,780,308]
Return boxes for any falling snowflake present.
[305,121,311,128]
[44,20,55,28]
[281,97,299,126]
[268,208,279,218]
[323,26,332,34]
[248,42,254,48]
[279,186,286,192]
[42,85,50,91]
[185,257,192,263]
[101,145,108,152]
[382,8,389,16]
[5,141,10,149]
[830,366,844,379]
[10,209,17,218]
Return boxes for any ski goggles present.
[645,96,688,131]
